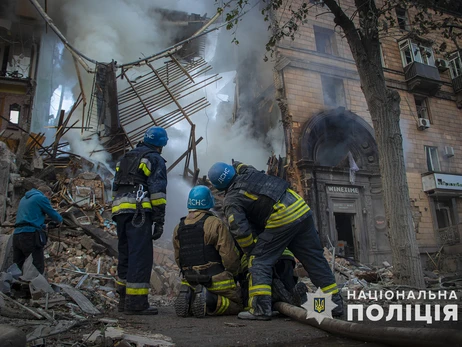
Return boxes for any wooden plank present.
[57,284,101,315]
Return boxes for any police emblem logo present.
[314,297,325,313]
[302,287,338,324]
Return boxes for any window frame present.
[399,39,435,68]
[321,75,346,107]
[414,96,432,122]
[8,103,20,125]
[395,7,410,31]
[425,145,441,172]
[448,51,462,79]
[314,25,338,56]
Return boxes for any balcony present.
[436,224,461,246]
[404,62,443,95]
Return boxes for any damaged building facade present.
[0,0,42,156]
[244,1,462,269]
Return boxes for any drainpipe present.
[274,302,462,347]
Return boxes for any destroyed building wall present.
[0,0,43,155]
[248,0,462,268]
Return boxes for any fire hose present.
[273,302,462,347]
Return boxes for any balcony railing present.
[404,62,443,95]
[436,224,461,246]
[452,74,462,94]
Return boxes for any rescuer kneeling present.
[172,185,243,317]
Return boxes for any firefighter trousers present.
[184,271,243,315]
[114,213,153,311]
[248,212,337,316]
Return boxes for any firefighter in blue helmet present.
[112,126,168,315]
[208,161,344,320]
[172,185,243,317]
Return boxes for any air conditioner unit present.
[435,58,449,72]
[445,146,455,157]
[417,118,430,130]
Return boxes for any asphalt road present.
[110,306,387,347]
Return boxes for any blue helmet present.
[187,185,214,210]
[208,162,236,190]
[144,126,168,147]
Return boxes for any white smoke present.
[42,0,284,240]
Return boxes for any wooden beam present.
[167,136,203,173]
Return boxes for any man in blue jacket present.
[13,185,63,274]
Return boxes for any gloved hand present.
[47,221,61,229]
[152,224,164,240]
[232,160,243,171]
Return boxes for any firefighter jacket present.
[223,163,311,253]
[172,210,241,278]
[111,142,167,225]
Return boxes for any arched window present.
[9,103,20,124]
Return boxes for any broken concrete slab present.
[20,255,40,281]
[62,207,118,257]
[57,283,101,315]
[0,234,13,272]
[29,274,55,299]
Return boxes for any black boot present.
[272,278,295,304]
[116,283,126,312]
[331,293,344,317]
[174,284,194,317]
[124,295,159,315]
[191,285,218,318]
[291,282,308,307]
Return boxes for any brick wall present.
[274,0,462,249]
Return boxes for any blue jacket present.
[14,189,63,234]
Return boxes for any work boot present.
[116,283,126,312]
[118,297,126,313]
[238,311,271,321]
[124,306,159,315]
[239,295,272,320]
[124,295,158,315]
[174,284,194,317]
[272,278,294,304]
[191,285,218,318]
[331,293,344,317]
[291,282,308,307]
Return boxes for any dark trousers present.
[114,213,153,311]
[13,232,45,274]
[249,213,336,315]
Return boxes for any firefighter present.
[112,126,168,315]
[172,185,243,318]
[208,161,344,320]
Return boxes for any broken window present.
[435,200,454,229]
[399,39,435,67]
[321,75,345,107]
[449,51,462,79]
[425,146,441,172]
[314,26,337,55]
[395,7,410,31]
[414,96,431,121]
[9,103,20,124]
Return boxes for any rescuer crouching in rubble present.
[111,126,168,315]
[208,161,344,320]
[172,185,243,317]
[13,185,63,274]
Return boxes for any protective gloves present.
[152,224,164,240]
